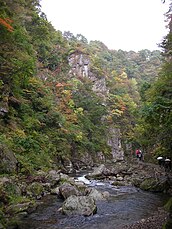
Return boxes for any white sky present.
[40,0,169,51]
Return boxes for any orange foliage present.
[121,105,126,111]
[56,82,72,88]
[55,84,78,124]
[0,18,14,32]
[56,82,64,87]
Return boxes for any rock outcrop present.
[68,50,124,162]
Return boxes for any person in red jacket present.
[136,149,140,159]
[136,149,143,161]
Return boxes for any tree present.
[134,1,172,158]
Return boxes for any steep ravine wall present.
[68,51,124,162]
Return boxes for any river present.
[18,172,168,229]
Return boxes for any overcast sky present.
[40,0,169,52]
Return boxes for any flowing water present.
[19,173,168,229]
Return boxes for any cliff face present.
[68,51,124,162]
[68,51,108,99]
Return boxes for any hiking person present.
[135,149,140,159]
[164,157,171,172]
[138,150,143,161]
[157,156,164,167]
[136,149,142,161]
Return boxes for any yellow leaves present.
[68,99,75,108]
[14,129,26,138]
[111,109,124,116]
[75,131,83,142]
[62,89,71,96]
[113,71,128,84]
[28,77,41,88]
[74,107,84,115]
[111,70,118,77]
[106,115,113,123]
[120,71,128,79]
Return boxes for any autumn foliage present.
[0,17,14,32]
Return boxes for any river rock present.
[91,164,106,176]
[86,164,106,179]
[59,173,75,184]
[50,186,60,195]
[116,175,124,181]
[46,170,60,187]
[6,201,37,214]
[62,195,97,216]
[86,163,128,180]
[59,183,80,199]
[102,191,110,199]
[86,187,108,201]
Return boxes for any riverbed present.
[18,174,169,229]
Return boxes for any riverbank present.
[1,159,171,229]
[121,207,169,229]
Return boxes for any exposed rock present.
[0,107,8,117]
[112,181,126,186]
[68,51,125,162]
[6,202,37,214]
[73,153,94,169]
[86,162,128,179]
[0,144,17,174]
[59,183,80,199]
[102,191,110,199]
[86,164,106,179]
[140,176,170,192]
[86,187,108,201]
[46,170,61,187]
[62,195,97,216]
[68,51,90,78]
[116,176,124,181]
[45,172,76,195]
[59,173,75,184]
[50,187,60,195]
[107,128,124,162]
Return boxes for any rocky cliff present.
[68,50,124,162]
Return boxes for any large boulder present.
[86,163,128,180]
[140,176,170,192]
[86,164,106,179]
[62,195,97,216]
[86,187,109,201]
[46,170,61,187]
[59,183,80,199]
[0,144,17,174]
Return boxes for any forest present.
[0,0,172,228]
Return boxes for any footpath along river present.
[18,172,169,229]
